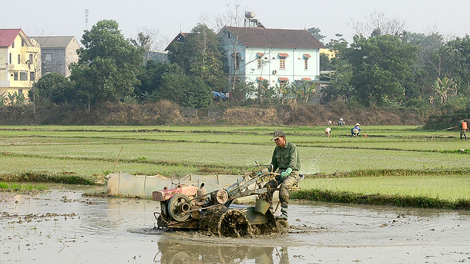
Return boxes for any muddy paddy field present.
[2,185,470,264]
[2,125,470,263]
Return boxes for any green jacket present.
[271,142,301,172]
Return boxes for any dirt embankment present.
[0,101,424,126]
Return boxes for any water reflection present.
[154,238,290,264]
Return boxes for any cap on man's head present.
[355,123,360,126]
[271,130,286,140]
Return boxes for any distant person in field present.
[325,127,331,137]
[338,117,344,126]
[328,120,333,126]
[351,123,361,137]
[460,118,467,140]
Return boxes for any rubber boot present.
[278,205,288,220]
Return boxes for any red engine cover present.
[152,185,198,201]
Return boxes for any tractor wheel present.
[199,207,253,237]
[219,209,253,237]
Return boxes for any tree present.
[308,27,326,44]
[320,53,332,71]
[346,34,418,107]
[350,11,407,37]
[288,81,317,104]
[322,34,353,103]
[130,28,169,51]
[157,73,213,108]
[30,73,71,105]
[433,35,470,96]
[136,61,185,100]
[399,31,445,102]
[69,19,144,111]
[130,32,151,50]
[211,0,246,33]
[167,23,226,91]
[433,77,457,105]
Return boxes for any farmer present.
[338,117,344,126]
[351,123,361,137]
[460,118,468,140]
[325,127,332,137]
[265,130,301,220]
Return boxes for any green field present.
[0,125,469,208]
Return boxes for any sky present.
[3,0,469,50]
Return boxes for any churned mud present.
[1,187,470,263]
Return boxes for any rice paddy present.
[0,125,469,208]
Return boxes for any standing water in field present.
[1,186,470,263]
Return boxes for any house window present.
[29,54,33,65]
[22,38,25,47]
[13,72,18,81]
[278,77,289,88]
[256,53,264,69]
[11,41,14,48]
[45,53,52,62]
[232,53,241,70]
[18,89,23,95]
[9,53,11,64]
[20,71,28,81]
[18,55,21,64]
[303,54,311,70]
[280,58,286,70]
[30,72,36,81]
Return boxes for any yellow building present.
[0,29,41,103]
[320,48,336,60]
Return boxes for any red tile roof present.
[0,29,32,48]
[164,32,191,51]
[220,26,325,49]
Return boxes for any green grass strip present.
[292,189,470,210]
[0,172,96,185]
[0,181,48,191]
[0,152,249,172]
[311,168,470,178]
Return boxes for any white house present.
[217,26,325,91]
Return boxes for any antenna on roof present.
[85,9,89,30]
[244,12,265,28]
